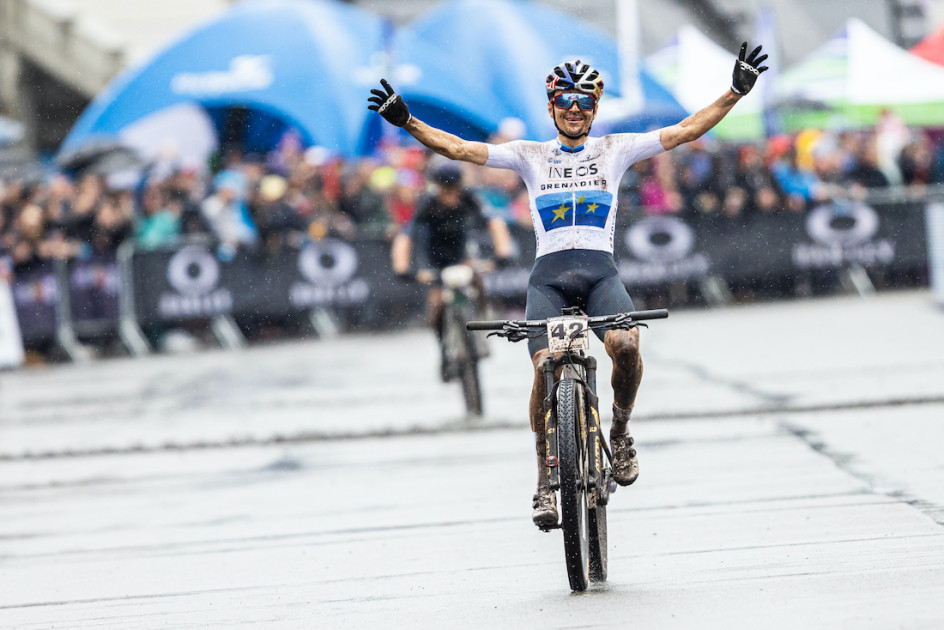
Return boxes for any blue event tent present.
[59,0,387,159]
[59,0,687,161]
[393,0,687,141]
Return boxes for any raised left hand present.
[731,42,769,95]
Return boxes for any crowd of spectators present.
[2,112,943,363]
[619,113,944,225]
[3,114,944,277]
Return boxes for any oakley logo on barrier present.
[619,216,710,284]
[794,201,894,269]
[298,240,358,286]
[624,216,695,262]
[160,246,233,319]
[167,247,220,296]
[805,202,879,246]
[292,239,369,307]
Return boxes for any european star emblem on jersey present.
[552,203,570,222]
[536,190,614,231]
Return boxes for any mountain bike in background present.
[414,263,491,417]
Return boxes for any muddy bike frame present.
[467,306,668,591]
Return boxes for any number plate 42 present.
[546,315,590,353]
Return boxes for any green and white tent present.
[773,17,944,130]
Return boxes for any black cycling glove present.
[731,42,769,95]
[367,79,412,128]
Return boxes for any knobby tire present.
[460,352,482,416]
[557,378,590,591]
[589,491,608,582]
[454,306,482,416]
[588,402,608,582]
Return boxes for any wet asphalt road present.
[1,290,943,628]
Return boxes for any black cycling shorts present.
[525,249,635,357]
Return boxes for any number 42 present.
[550,321,585,341]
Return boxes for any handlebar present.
[467,308,668,331]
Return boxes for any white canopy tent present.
[773,17,944,129]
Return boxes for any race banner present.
[479,198,930,301]
[481,224,534,304]
[788,199,927,275]
[615,214,714,286]
[68,254,121,332]
[4,196,931,352]
[9,261,59,344]
[130,238,424,326]
[612,198,928,287]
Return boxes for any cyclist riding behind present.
[371,43,768,526]
[391,163,513,379]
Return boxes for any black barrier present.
[612,197,929,288]
[484,198,930,301]
[6,196,934,351]
[68,254,121,331]
[130,238,426,328]
[10,261,59,344]
[481,223,534,304]
[788,199,927,275]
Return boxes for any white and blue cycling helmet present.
[545,59,604,100]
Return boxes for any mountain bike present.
[467,307,669,591]
[416,263,490,417]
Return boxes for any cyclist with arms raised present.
[369,43,768,527]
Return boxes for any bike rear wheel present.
[459,352,482,416]
[589,500,608,582]
[456,306,482,416]
[557,377,590,591]
[445,304,483,416]
[588,405,608,582]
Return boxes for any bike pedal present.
[597,471,617,506]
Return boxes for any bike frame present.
[542,352,605,496]
[436,264,486,415]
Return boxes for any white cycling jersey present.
[486,131,664,258]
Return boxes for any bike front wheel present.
[588,405,608,582]
[557,377,590,591]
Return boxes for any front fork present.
[543,355,601,493]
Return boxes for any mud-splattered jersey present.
[485,131,664,258]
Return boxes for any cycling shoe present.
[611,433,639,486]
[532,489,558,528]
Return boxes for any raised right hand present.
[367,79,412,127]
[731,42,769,95]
